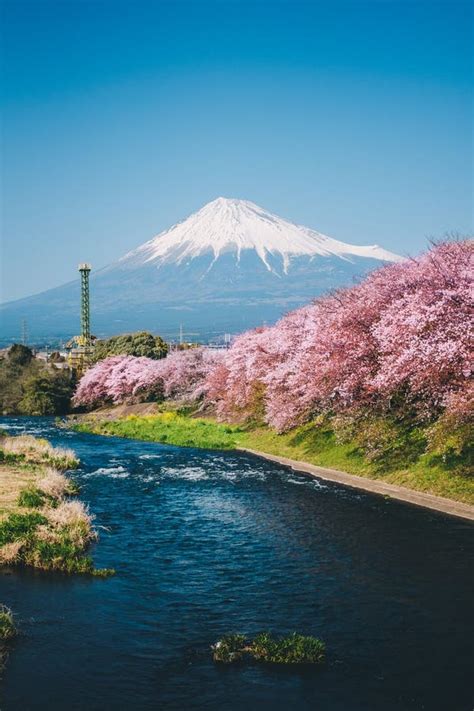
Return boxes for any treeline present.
[91,332,168,362]
[0,345,75,416]
[0,332,170,416]
[74,241,473,472]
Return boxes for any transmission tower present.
[78,263,92,347]
[66,263,94,373]
[21,319,28,346]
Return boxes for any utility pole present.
[21,319,28,346]
[179,323,183,346]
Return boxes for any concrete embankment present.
[239,447,474,522]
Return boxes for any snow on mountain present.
[116,197,402,274]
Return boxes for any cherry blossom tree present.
[73,349,224,408]
[209,239,473,431]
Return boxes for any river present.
[0,417,472,711]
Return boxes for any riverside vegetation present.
[0,432,113,576]
[73,408,474,504]
[0,344,76,416]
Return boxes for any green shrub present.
[18,371,75,416]
[8,344,33,367]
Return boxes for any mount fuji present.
[0,198,403,342]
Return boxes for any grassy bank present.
[73,411,474,505]
[239,423,474,505]
[0,433,113,575]
[74,411,241,449]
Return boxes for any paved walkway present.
[239,447,474,521]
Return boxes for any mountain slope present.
[0,198,403,342]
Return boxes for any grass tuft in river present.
[212,632,326,665]
[212,634,247,663]
[0,604,17,674]
[0,605,17,641]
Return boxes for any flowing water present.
[0,417,472,711]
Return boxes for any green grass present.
[240,422,374,476]
[0,450,24,465]
[74,412,242,450]
[251,632,326,664]
[17,487,47,509]
[0,437,79,471]
[239,423,474,504]
[26,538,95,574]
[212,632,326,665]
[0,512,48,546]
[0,509,114,576]
[74,411,474,505]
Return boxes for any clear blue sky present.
[1,0,472,302]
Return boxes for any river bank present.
[0,432,111,575]
[241,448,474,521]
[71,408,474,516]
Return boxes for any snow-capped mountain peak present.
[1,197,405,339]
[119,197,402,274]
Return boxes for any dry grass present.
[0,466,36,519]
[37,468,73,498]
[0,434,80,520]
[0,435,78,470]
[44,500,96,547]
[0,541,23,564]
[2,435,52,458]
[45,499,92,527]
